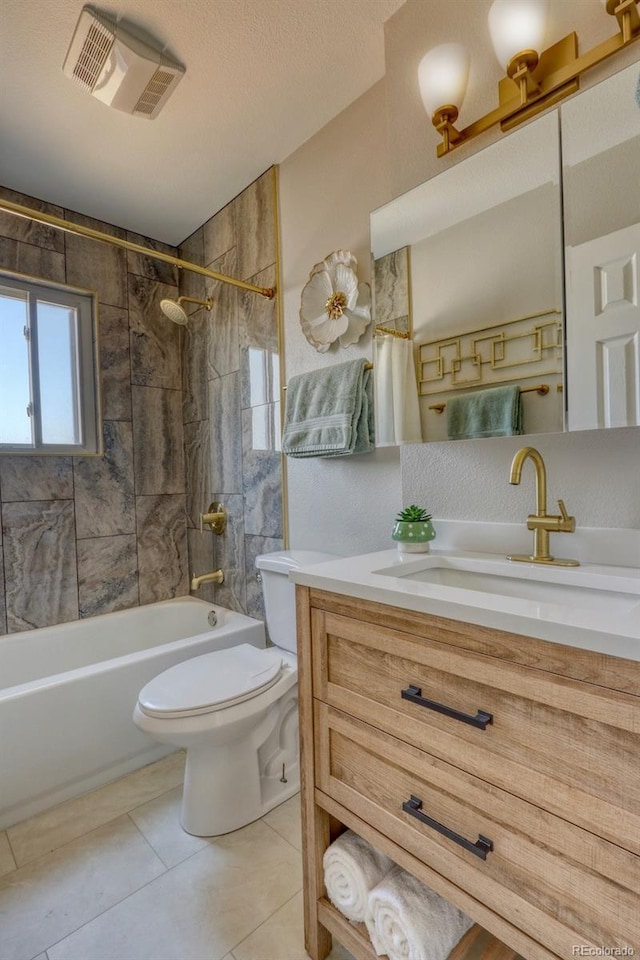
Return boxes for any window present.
[0,272,101,455]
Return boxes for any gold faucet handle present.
[199,502,227,535]
[556,499,575,532]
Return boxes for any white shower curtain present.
[374,335,422,446]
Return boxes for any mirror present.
[372,111,563,442]
[371,62,640,442]
[561,62,640,431]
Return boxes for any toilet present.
[133,550,335,837]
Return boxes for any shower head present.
[159,296,213,325]
[160,298,189,325]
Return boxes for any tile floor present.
[0,753,354,960]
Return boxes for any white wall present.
[279,82,402,554]
[401,427,640,528]
[279,0,639,550]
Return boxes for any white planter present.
[397,541,431,554]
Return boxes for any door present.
[565,223,640,430]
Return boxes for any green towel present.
[282,359,374,458]
[446,385,523,440]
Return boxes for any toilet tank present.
[255,551,338,653]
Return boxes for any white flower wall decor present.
[299,250,371,353]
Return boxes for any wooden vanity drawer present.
[311,609,640,854]
[315,703,640,958]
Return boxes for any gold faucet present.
[507,446,579,567]
[191,569,225,592]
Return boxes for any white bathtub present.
[0,597,265,829]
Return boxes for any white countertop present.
[289,548,640,662]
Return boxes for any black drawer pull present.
[401,684,492,730]
[402,795,493,860]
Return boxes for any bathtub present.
[0,597,265,829]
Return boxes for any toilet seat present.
[137,644,284,719]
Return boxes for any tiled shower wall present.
[0,187,189,634]
[178,167,283,623]
[0,169,282,635]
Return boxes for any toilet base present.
[177,690,300,837]
[180,773,300,836]
[180,739,300,836]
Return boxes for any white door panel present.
[566,223,640,431]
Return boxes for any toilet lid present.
[137,644,284,718]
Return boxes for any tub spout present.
[191,569,225,592]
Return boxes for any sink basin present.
[373,555,640,615]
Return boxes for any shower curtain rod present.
[0,199,276,300]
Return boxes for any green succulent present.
[395,505,432,523]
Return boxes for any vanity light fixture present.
[419,0,640,157]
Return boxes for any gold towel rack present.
[282,362,373,390]
[374,325,411,339]
[428,383,549,413]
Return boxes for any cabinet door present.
[566,222,640,430]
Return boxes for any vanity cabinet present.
[296,586,640,960]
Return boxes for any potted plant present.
[392,505,436,553]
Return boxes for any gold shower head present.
[159,296,213,325]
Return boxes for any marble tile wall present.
[372,246,410,334]
[0,186,189,634]
[180,168,283,626]
[0,170,281,637]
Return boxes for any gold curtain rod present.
[428,383,549,413]
[0,198,275,300]
[374,325,411,339]
[282,362,373,390]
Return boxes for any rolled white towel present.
[365,866,473,960]
[323,830,394,922]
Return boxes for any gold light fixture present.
[419,0,640,157]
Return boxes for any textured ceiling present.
[0,0,404,244]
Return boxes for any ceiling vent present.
[62,6,185,119]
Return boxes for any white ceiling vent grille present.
[71,17,114,90]
[62,6,185,119]
[134,68,178,117]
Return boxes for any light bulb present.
[488,0,550,70]
[418,43,470,118]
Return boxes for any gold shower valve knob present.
[199,503,227,535]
